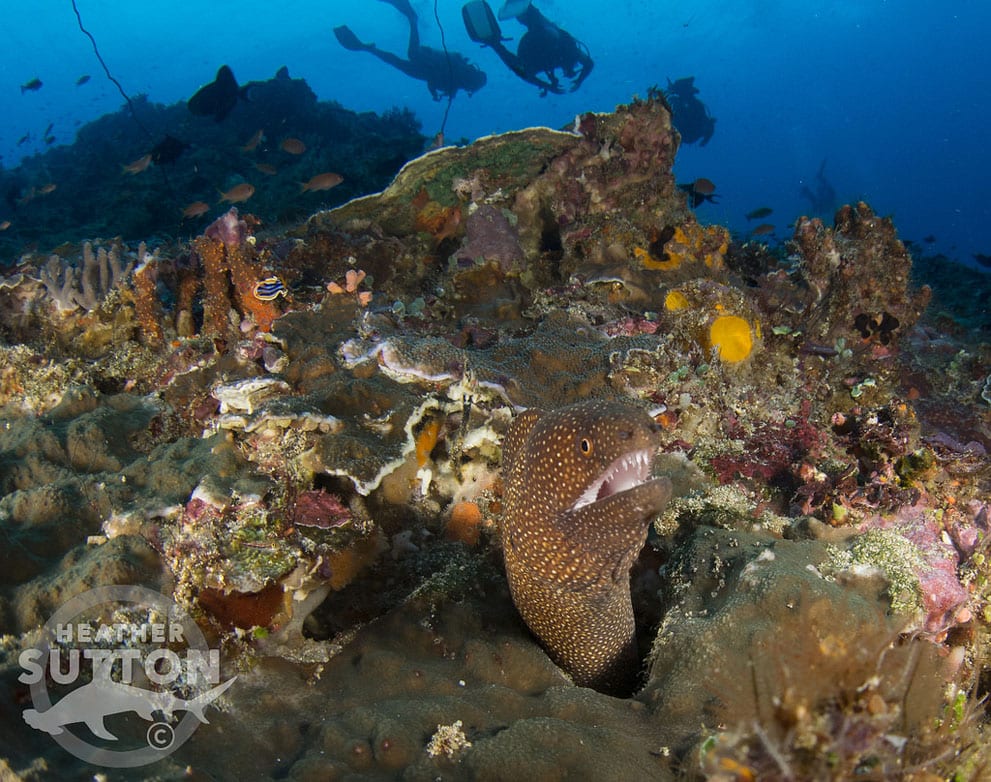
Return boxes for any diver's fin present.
[462,0,502,46]
[498,0,532,20]
[377,0,416,20]
[333,25,370,52]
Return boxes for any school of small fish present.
[4,62,354,238]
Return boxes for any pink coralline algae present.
[948,499,990,559]
[456,204,524,272]
[204,206,250,249]
[292,490,353,529]
[710,401,826,492]
[599,316,660,338]
[183,496,223,525]
[861,505,970,635]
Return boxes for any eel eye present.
[579,437,593,456]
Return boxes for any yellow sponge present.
[709,315,753,362]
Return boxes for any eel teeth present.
[572,448,654,511]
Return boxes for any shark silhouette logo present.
[18,585,236,769]
[23,675,236,740]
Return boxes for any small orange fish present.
[218,183,255,204]
[280,137,306,155]
[0,220,11,231]
[750,223,775,236]
[38,183,57,195]
[299,172,343,193]
[182,201,210,219]
[253,162,278,176]
[122,154,152,174]
[241,128,265,152]
[745,206,773,221]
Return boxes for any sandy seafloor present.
[0,86,990,781]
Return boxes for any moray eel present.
[501,399,671,695]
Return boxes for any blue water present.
[3,0,989,267]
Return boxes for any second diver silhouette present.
[800,159,838,219]
[334,0,487,101]
[664,76,716,146]
[463,0,593,96]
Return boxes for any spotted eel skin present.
[501,399,672,695]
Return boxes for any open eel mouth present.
[571,448,656,511]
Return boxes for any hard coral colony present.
[0,92,987,781]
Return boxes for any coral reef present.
[38,241,135,313]
[194,208,283,334]
[646,526,970,780]
[0,95,987,780]
[0,73,426,256]
[131,251,164,346]
[788,202,932,349]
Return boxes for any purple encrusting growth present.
[860,505,970,633]
[456,204,524,272]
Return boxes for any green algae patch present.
[223,508,298,589]
[314,127,577,235]
[822,527,925,616]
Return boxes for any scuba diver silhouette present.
[334,0,487,101]
[664,76,716,146]
[462,0,593,96]
[800,159,838,218]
